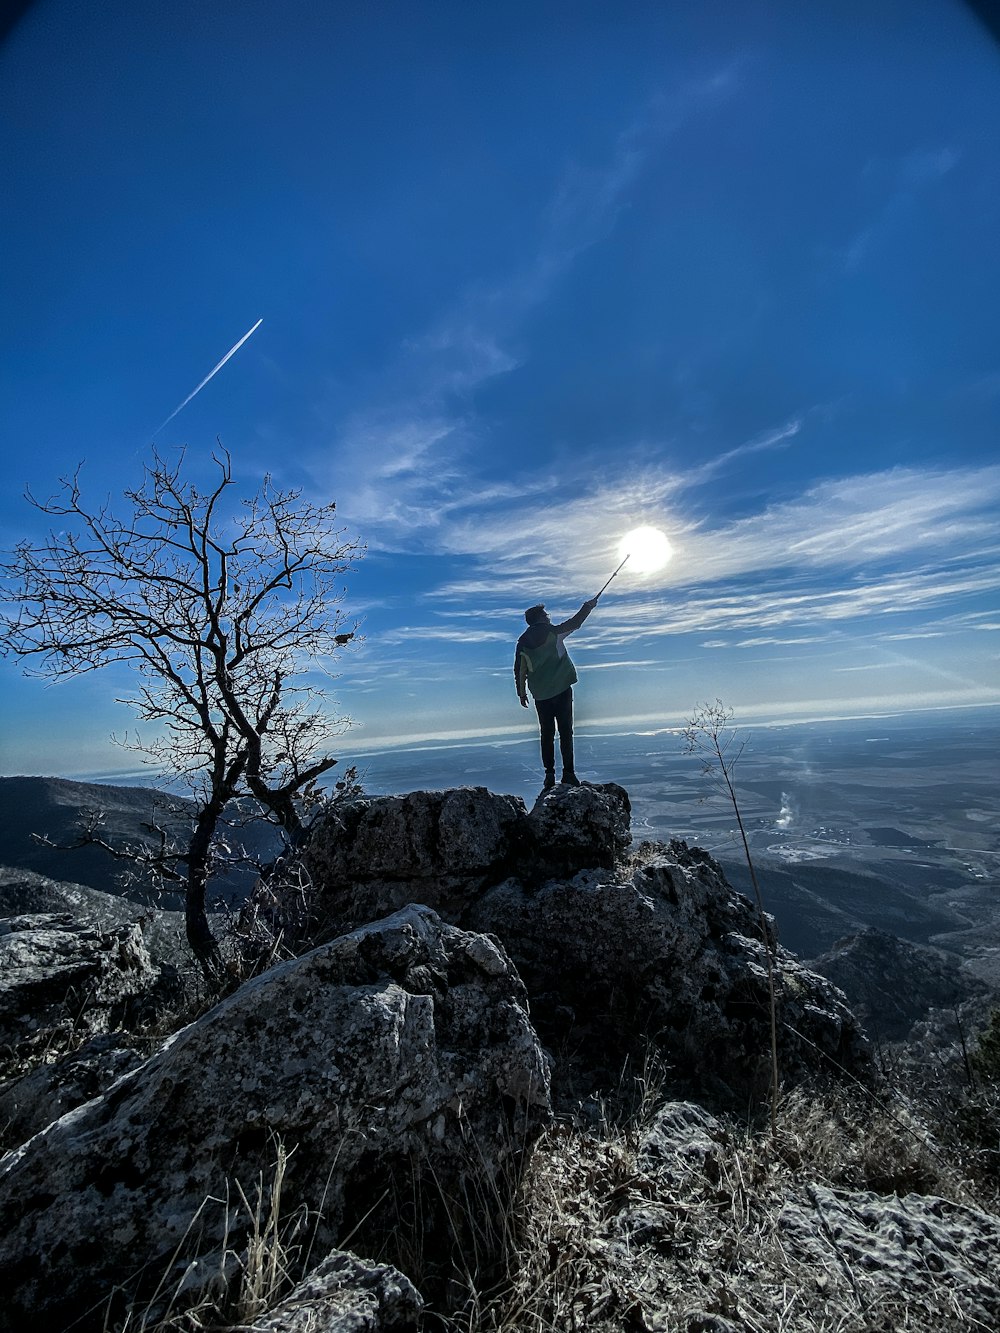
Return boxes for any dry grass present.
[446,1074,999,1333]
[103,1138,318,1332]
[96,1059,1000,1333]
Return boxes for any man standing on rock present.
[514,595,600,789]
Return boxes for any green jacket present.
[514,601,595,702]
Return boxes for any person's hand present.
[584,595,599,610]
[519,695,529,708]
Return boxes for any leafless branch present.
[2,448,365,976]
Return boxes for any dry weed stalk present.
[683,700,780,1133]
[231,1139,310,1321]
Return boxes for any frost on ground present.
[470,1081,1000,1333]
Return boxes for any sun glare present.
[618,525,673,574]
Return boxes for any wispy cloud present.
[574,563,1000,646]
[833,661,900,672]
[311,71,743,544]
[733,634,835,647]
[583,658,663,670]
[342,460,998,692]
[540,68,741,267]
[685,417,802,486]
[427,463,1000,609]
[431,468,690,591]
[378,626,510,645]
[334,448,1000,730]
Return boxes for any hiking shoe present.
[561,772,581,786]
[543,771,556,789]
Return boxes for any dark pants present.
[534,687,574,776]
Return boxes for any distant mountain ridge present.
[808,926,993,1043]
[719,855,967,957]
[0,775,279,907]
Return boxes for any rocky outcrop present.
[469,839,870,1101]
[292,788,868,1102]
[2,775,996,1332]
[809,927,993,1043]
[295,783,631,943]
[0,1032,145,1151]
[0,864,192,969]
[0,905,549,1332]
[521,781,632,878]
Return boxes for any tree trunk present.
[185,879,223,980]
[185,802,226,982]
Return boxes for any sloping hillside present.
[0,776,280,906]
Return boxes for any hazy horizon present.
[8,699,996,790]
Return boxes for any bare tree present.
[1,448,362,977]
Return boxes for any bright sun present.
[618,525,673,574]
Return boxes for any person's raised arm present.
[553,595,599,636]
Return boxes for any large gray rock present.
[468,839,870,1100]
[290,783,631,943]
[0,905,550,1332]
[0,911,161,1065]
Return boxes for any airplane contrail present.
[153,318,263,435]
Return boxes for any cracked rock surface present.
[0,905,549,1332]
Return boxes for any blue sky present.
[2,0,999,777]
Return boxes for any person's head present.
[524,604,549,625]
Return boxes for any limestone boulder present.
[0,905,550,1332]
[298,787,527,937]
[287,782,631,943]
[522,780,631,878]
[468,839,870,1100]
[0,912,161,1067]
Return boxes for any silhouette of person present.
[514,596,599,789]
